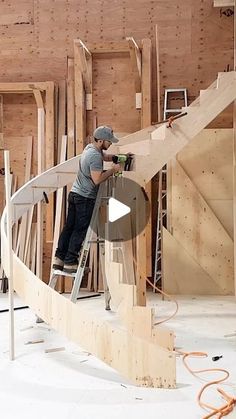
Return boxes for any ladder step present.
[165,88,187,93]
[52,269,76,277]
[165,108,183,113]
[164,88,188,120]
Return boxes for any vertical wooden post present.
[16,137,33,262]
[57,80,66,163]
[45,82,55,242]
[36,108,45,279]
[140,38,152,291]
[50,135,67,290]
[0,95,3,149]
[74,42,86,155]
[233,0,236,296]
[136,187,147,306]
[67,58,75,159]
[141,39,152,126]
[4,150,15,360]
[155,25,161,122]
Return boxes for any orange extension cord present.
[146,277,236,418]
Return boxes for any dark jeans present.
[55,192,95,264]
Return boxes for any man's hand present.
[91,163,121,185]
[112,163,121,173]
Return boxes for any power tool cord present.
[146,277,236,418]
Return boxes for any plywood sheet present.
[163,227,225,295]
[177,129,233,200]
[171,160,234,294]
[177,129,233,238]
[88,53,140,135]
[0,136,33,188]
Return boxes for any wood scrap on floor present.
[44,347,65,353]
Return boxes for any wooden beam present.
[45,82,55,170]
[233,0,236,296]
[65,60,75,287]
[67,58,75,159]
[30,224,37,273]
[126,37,142,93]
[0,95,3,149]
[57,80,66,163]
[136,187,147,306]
[141,39,152,127]
[155,25,161,121]
[16,137,33,261]
[0,82,48,93]
[4,150,15,360]
[33,89,44,110]
[74,39,92,95]
[50,135,67,290]
[213,0,234,6]
[141,38,152,284]
[74,46,86,155]
[36,109,45,280]
[45,82,55,243]
[86,41,131,54]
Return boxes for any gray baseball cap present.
[93,125,119,143]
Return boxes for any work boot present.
[52,256,64,271]
[63,263,78,274]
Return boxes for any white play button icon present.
[108,197,131,222]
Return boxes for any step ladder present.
[163,88,187,119]
[153,167,167,289]
[49,184,110,307]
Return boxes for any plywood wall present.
[87,53,140,134]
[0,0,234,125]
[0,93,38,213]
[1,93,38,171]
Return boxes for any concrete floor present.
[0,292,236,419]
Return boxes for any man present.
[52,125,121,274]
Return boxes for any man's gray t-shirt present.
[71,144,103,199]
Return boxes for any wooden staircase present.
[118,71,236,184]
[1,71,236,389]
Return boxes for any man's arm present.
[102,152,134,162]
[91,164,121,185]
[102,152,114,162]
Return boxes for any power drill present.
[112,154,133,175]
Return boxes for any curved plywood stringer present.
[1,156,176,388]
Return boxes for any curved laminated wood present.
[1,155,176,389]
